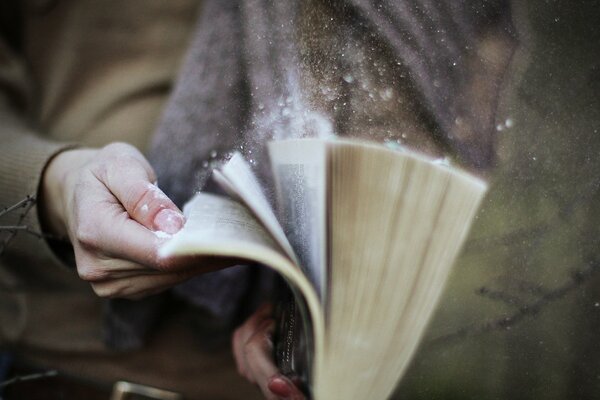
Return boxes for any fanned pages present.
[268,140,328,298]
[213,152,298,262]
[315,140,486,400]
[159,138,487,400]
[159,193,325,373]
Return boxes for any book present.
[159,138,487,400]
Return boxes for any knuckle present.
[101,142,153,177]
[109,154,140,173]
[91,284,116,298]
[141,182,168,204]
[102,142,137,156]
[74,222,99,249]
[97,147,140,175]
[153,257,171,272]
[87,158,109,183]
[92,283,131,299]
[77,264,107,282]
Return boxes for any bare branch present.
[513,280,552,296]
[0,225,54,240]
[1,225,32,231]
[427,258,599,349]
[0,196,35,219]
[0,196,38,255]
[476,286,527,308]
[0,369,58,389]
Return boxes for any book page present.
[159,192,326,387]
[215,153,298,262]
[268,140,327,299]
[162,192,282,253]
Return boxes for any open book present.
[160,138,487,400]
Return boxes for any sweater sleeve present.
[0,36,75,277]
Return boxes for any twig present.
[514,280,552,296]
[0,369,58,389]
[0,196,37,255]
[0,196,35,219]
[0,225,51,240]
[476,286,527,308]
[0,226,29,230]
[0,196,68,293]
[427,258,599,348]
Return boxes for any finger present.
[244,318,305,400]
[242,319,280,398]
[98,218,237,274]
[74,247,151,282]
[89,269,197,299]
[74,201,166,269]
[92,260,222,280]
[75,213,233,278]
[268,375,306,400]
[233,304,273,379]
[94,144,184,234]
[240,304,274,351]
[232,328,249,380]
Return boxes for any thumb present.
[101,150,185,234]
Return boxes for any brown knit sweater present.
[0,1,262,398]
[3,1,597,399]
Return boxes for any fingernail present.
[268,375,293,398]
[154,209,185,234]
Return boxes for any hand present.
[41,142,215,299]
[232,304,306,400]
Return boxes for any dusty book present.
[159,138,487,400]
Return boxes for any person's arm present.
[0,36,75,269]
[0,35,231,298]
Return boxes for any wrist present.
[40,148,96,238]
